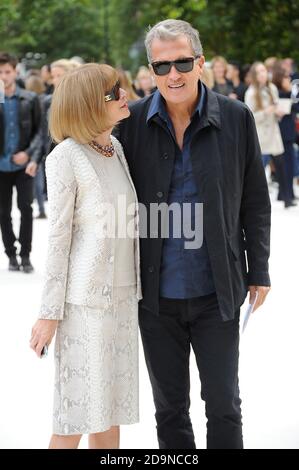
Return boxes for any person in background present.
[245,61,295,208]
[40,64,54,95]
[282,57,299,81]
[41,59,81,161]
[134,66,156,98]
[15,62,25,89]
[241,64,252,88]
[25,74,48,218]
[26,69,40,77]
[264,56,278,81]
[50,59,79,89]
[211,56,234,97]
[226,60,247,102]
[0,52,42,272]
[272,64,299,203]
[200,64,214,89]
[117,68,140,102]
[70,56,85,66]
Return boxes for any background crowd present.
[0,51,299,272]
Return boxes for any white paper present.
[277,98,292,115]
[242,292,258,333]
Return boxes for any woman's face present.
[255,64,268,86]
[212,61,226,80]
[51,66,66,88]
[105,86,130,127]
[282,75,291,91]
[138,73,153,91]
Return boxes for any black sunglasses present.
[151,56,200,76]
[104,80,121,102]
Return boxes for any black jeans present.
[0,169,34,257]
[139,293,243,449]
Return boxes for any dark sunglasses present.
[151,56,200,76]
[104,80,121,102]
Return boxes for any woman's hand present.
[265,104,276,115]
[275,108,286,119]
[30,319,58,358]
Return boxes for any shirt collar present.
[146,81,206,124]
[5,85,20,99]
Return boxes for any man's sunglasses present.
[104,80,121,102]
[151,56,200,76]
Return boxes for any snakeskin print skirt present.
[52,285,139,435]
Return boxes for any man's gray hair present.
[145,19,203,63]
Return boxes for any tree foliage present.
[0,0,298,70]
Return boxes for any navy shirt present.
[147,84,215,299]
[0,87,22,172]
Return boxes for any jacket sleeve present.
[240,107,271,286]
[24,94,43,164]
[39,148,77,320]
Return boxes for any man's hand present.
[12,151,30,165]
[30,319,58,358]
[248,285,270,313]
[25,161,38,177]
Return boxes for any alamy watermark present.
[97,196,204,250]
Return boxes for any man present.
[0,52,42,272]
[114,19,271,449]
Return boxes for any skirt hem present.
[53,418,139,436]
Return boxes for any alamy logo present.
[97,197,204,250]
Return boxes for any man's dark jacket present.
[114,84,271,321]
[0,88,42,164]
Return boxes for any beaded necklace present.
[88,139,115,157]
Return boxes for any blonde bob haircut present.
[49,63,119,143]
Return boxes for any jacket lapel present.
[112,136,139,204]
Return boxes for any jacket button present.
[148,266,155,273]
[156,191,163,198]
[162,153,168,160]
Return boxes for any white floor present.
[0,185,299,449]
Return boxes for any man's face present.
[150,35,204,106]
[0,63,17,91]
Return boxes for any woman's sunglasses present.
[151,56,200,76]
[104,80,121,102]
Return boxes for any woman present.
[211,56,234,97]
[117,68,140,102]
[30,63,142,449]
[50,59,79,88]
[245,61,293,208]
[134,66,155,97]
